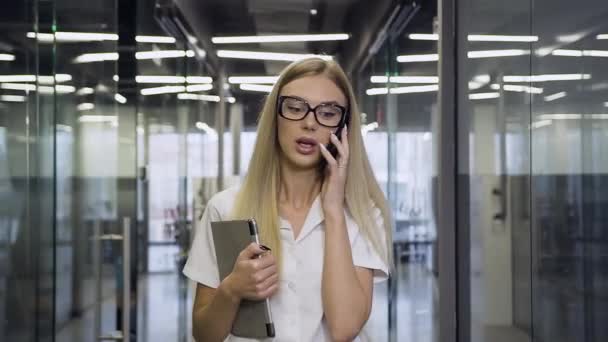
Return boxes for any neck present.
[278,159,322,210]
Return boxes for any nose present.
[301,109,318,130]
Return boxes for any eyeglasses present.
[277,95,348,128]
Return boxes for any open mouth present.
[295,137,317,154]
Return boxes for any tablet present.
[210,219,276,338]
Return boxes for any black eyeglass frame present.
[277,95,349,128]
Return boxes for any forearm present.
[192,280,240,342]
[321,214,369,340]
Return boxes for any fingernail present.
[319,143,327,150]
[259,244,271,251]
[345,124,348,134]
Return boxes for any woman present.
[184,57,392,342]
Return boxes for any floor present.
[54,261,439,341]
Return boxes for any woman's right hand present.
[222,242,279,302]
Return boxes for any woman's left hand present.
[319,125,349,218]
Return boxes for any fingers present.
[330,133,348,162]
[341,124,349,155]
[238,242,267,260]
[319,143,338,168]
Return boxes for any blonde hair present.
[231,57,393,270]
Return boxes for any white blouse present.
[183,186,389,342]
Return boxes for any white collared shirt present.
[183,185,389,342]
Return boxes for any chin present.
[285,153,321,170]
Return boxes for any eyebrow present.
[282,94,346,107]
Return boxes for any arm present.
[192,281,240,342]
[191,243,278,342]
[322,213,374,342]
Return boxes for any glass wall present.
[457,0,608,341]
[357,5,440,340]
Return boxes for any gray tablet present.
[210,218,275,338]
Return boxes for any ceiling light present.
[0,95,26,102]
[0,75,36,82]
[77,103,95,111]
[28,31,118,43]
[390,85,439,94]
[544,91,567,102]
[396,54,438,63]
[55,85,76,94]
[1,83,37,91]
[370,76,439,83]
[178,93,234,103]
[140,85,185,96]
[217,50,332,62]
[135,75,211,84]
[74,52,119,63]
[178,93,220,102]
[0,54,15,61]
[239,84,274,92]
[114,94,127,104]
[310,8,318,16]
[468,49,530,58]
[598,34,608,40]
[538,114,582,120]
[136,76,185,83]
[228,76,279,84]
[366,85,439,95]
[195,121,218,137]
[468,75,491,90]
[492,84,543,94]
[552,49,583,57]
[135,35,177,44]
[552,49,608,57]
[78,115,117,123]
[408,34,439,41]
[186,84,213,92]
[469,92,500,100]
[531,120,553,129]
[186,76,213,83]
[604,102,608,107]
[366,88,389,96]
[212,34,349,44]
[135,50,195,60]
[503,74,591,82]
[467,35,538,42]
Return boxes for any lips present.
[295,137,318,155]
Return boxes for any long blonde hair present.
[231,57,393,270]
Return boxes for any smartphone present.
[323,113,350,160]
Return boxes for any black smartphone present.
[320,112,350,169]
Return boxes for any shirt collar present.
[279,195,325,242]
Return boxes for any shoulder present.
[205,184,242,219]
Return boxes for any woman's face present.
[277,74,348,170]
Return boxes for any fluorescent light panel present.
[78,115,117,123]
[469,92,500,100]
[212,34,349,44]
[370,76,439,84]
[74,52,119,63]
[135,36,177,44]
[77,103,95,111]
[0,54,15,61]
[135,50,195,60]
[218,50,332,62]
[553,49,608,57]
[114,94,127,104]
[28,31,118,42]
[135,75,212,84]
[228,76,279,84]
[396,54,438,63]
[468,35,538,42]
[468,49,530,58]
[140,84,212,95]
[408,34,438,41]
[239,84,274,92]
[531,120,553,129]
[598,34,608,40]
[544,92,567,102]
[503,74,591,82]
[0,95,26,102]
[177,93,236,103]
[366,85,439,95]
